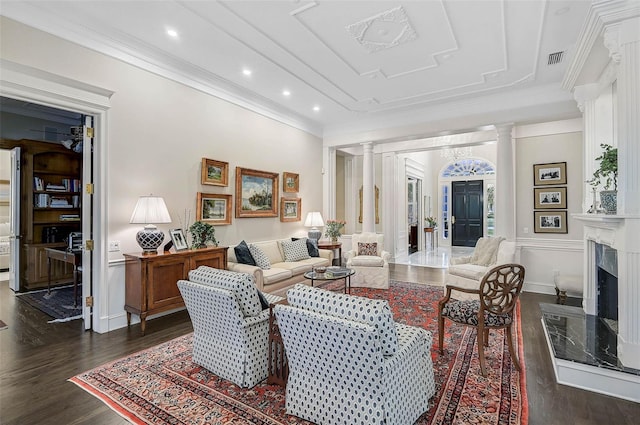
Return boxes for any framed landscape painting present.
[235,167,279,218]
[534,211,567,233]
[533,162,567,186]
[197,192,232,225]
[280,197,301,222]
[201,158,229,186]
[283,172,299,193]
[534,186,567,209]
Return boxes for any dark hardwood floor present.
[1,271,638,424]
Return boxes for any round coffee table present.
[304,267,355,294]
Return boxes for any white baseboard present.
[524,280,557,295]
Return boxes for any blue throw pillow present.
[234,240,256,266]
[292,237,319,257]
[257,290,270,310]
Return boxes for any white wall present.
[1,17,323,331]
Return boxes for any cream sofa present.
[446,237,516,301]
[227,238,333,295]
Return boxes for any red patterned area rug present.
[70,281,527,425]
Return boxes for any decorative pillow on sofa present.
[292,237,319,257]
[358,242,378,256]
[249,244,271,270]
[234,240,256,266]
[188,266,262,316]
[286,284,398,355]
[281,238,311,262]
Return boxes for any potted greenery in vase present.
[589,143,618,214]
[189,221,218,249]
[425,216,437,228]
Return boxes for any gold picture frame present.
[196,192,232,225]
[283,172,299,193]
[358,185,380,224]
[534,186,567,209]
[533,162,567,186]
[235,167,279,218]
[280,197,301,222]
[201,158,229,186]
[534,211,567,233]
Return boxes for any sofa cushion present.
[351,255,385,267]
[358,242,378,256]
[234,240,256,266]
[262,268,293,284]
[448,263,488,281]
[253,240,285,264]
[286,284,398,355]
[249,244,271,270]
[187,266,262,317]
[281,238,311,262]
[271,261,311,275]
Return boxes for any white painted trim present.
[1,59,112,334]
[524,280,557,295]
[541,318,640,402]
[516,237,583,252]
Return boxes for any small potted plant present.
[425,216,437,228]
[589,143,618,214]
[189,221,218,249]
[324,220,346,243]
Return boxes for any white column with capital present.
[573,83,601,213]
[605,18,640,370]
[361,142,375,233]
[495,124,516,240]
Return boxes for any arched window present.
[442,159,495,177]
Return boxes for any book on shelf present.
[34,193,49,207]
[46,184,67,192]
[33,177,44,191]
[59,214,80,221]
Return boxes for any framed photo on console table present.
[170,228,188,251]
[534,186,567,209]
[280,197,301,222]
[197,192,232,225]
[533,162,567,186]
[534,211,567,234]
[201,158,229,186]
[235,167,279,218]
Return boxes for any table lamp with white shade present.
[130,195,172,254]
[304,211,324,242]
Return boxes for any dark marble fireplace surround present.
[542,243,639,377]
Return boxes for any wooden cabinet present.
[14,140,82,290]
[124,247,228,334]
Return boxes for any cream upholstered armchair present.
[345,232,391,289]
[446,236,516,301]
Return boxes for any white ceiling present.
[0,0,592,139]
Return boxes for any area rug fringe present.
[48,314,83,323]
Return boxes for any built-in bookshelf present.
[21,141,82,290]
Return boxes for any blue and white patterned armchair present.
[274,284,435,425]
[177,267,283,388]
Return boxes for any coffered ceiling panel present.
[0,0,591,136]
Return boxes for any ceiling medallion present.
[346,6,418,53]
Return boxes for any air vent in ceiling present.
[548,51,565,65]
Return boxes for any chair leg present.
[483,328,489,347]
[506,324,521,371]
[438,314,445,354]
[477,326,487,377]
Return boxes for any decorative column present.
[361,142,375,233]
[573,83,601,213]
[494,124,515,240]
[604,18,640,370]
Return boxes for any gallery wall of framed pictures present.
[532,162,568,233]
[197,158,303,227]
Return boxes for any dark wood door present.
[451,180,484,247]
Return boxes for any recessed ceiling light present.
[313,106,320,112]
[242,69,252,76]
[282,90,291,97]
[166,28,179,38]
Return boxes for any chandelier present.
[440,146,473,161]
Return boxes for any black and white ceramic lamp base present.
[136,225,165,254]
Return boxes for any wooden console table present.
[317,241,342,266]
[124,246,227,335]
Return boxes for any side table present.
[317,241,342,266]
[267,299,289,386]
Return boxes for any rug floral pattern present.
[71,281,527,425]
